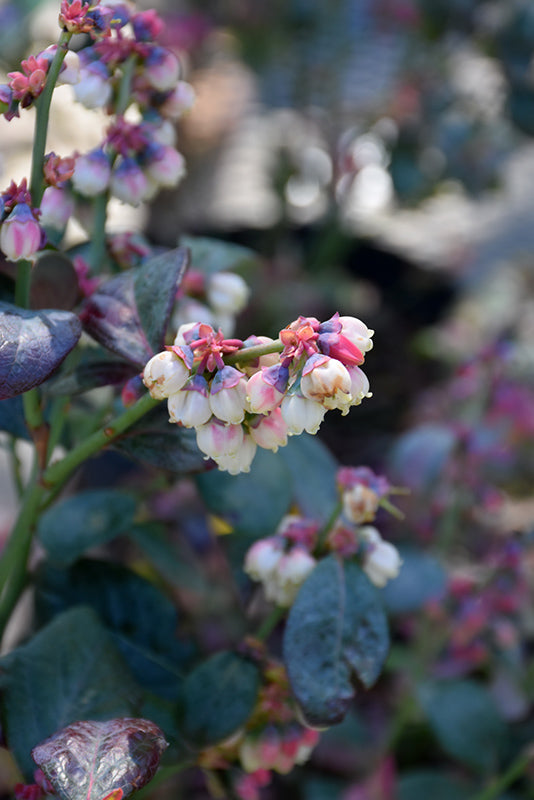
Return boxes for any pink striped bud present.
[196,417,244,459]
[160,80,196,119]
[0,203,42,261]
[247,364,288,414]
[145,47,180,92]
[145,146,186,188]
[110,157,150,206]
[248,408,288,452]
[338,315,374,354]
[39,186,74,231]
[73,66,112,109]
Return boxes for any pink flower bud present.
[244,537,284,582]
[0,203,42,261]
[207,271,249,314]
[39,186,74,230]
[267,547,316,606]
[144,47,181,92]
[300,354,352,411]
[196,418,244,459]
[160,80,196,119]
[209,366,248,424]
[145,145,186,188]
[338,315,374,354]
[247,364,288,414]
[168,374,211,427]
[280,392,326,435]
[72,148,111,196]
[110,157,150,206]
[248,408,288,452]
[143,350,191,399]
[215,433,257,475]
[57,50,80,85]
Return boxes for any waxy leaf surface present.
[0,301,81,399]
[181,651,260,747]
[31,717,168,800]
[279,433,339,523]
[0,607,140,778]
[80,248,188,368]
[283,555,389,727]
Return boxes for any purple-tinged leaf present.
[80,248,189,369]
[134,247,189,354]
[80,271,151,369]
[0,301,81,399]
[283,555,389,727]
[45,358,138,396]
[31,718,168,800]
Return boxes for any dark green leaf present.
[37,490,137,567]
[0,301,81,399]
[398,771,473,800]
[181,651,260,747]
[35,559,194,700]
[180,235,256,276]
[134,247,189,354]
[30,253,78,311]
[44,356,137,396]
[283,556,389,727]
[31,717,167,800]
[418,680,507,772]
[112,404,206,473]
[195,447,292,537]
[0,607,140,779]
[279,433,339,523]
[382,548,447,614]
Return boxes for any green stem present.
[316,498,342,551]
[23,388,44,431]
[29,30,73,206]
[43,392,159,490]
[14,259,32,308]
[115,53,137,115]
[225,339,283,366]
[255,605,286,641]
[0,477,45,637]
[469,750,532,800]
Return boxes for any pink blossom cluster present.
[0,2,195,263]
[143,313,374,475]
[244,467,402,608]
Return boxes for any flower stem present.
[256,605,286,641]
[29,31,73,206]
[116,53,137,116]
[469,750,532,800]
[43,392,160,489]
[316,498,342,552]
[225,339,283,366]
[14,259,32,308]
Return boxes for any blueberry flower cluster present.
[143,312,374,475]
[244,467,402,611]
[0,0,195,263]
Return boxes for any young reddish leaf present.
[0,301,81,399]
[283,555,389,727]
[31,718,168,800]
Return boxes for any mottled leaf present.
[279,433,339,523]
[181,651,260,747]
[35,559,194,700]
[112,404,206,473]
[418,680,506,772]
[134,247,189,354]
[283,556,389,727]
[0,607,140,779]
[37,490,137,567]
[31,717,168,800]
[0,301,81,399]
[195,447,292,537]
[30,253,78,311]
